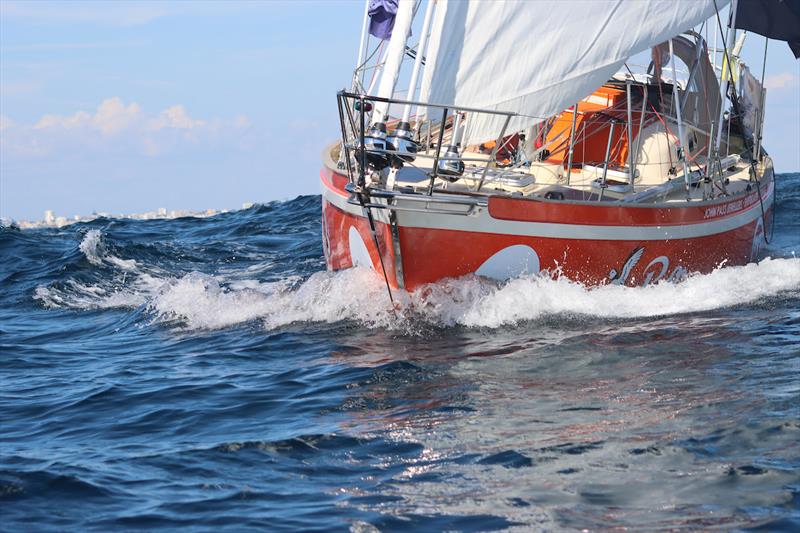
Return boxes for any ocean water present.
[2,173,799,532]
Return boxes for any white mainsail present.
[420,0,729,145]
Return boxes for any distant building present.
[17,202,253,230]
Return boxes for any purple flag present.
[368,0,399,40]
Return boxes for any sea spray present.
[37,227,800,330]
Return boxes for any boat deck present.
[365,152,760,206]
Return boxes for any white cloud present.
[93,98,142,135]
[32,98,204,136]
[148,105,205,131]
[35,111,92,131]
[3,97,249,157]
[764,72,799,90]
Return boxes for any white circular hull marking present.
[476,245,540,281]
[348,226,374,269]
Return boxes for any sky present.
[1,0,798,221]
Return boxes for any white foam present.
[37,239,800,331]
[79,230,104,266]
[35,230,158,310]
[146,268,396,330]
[145,258,800,331]
[150,273,294,330]
[79,230,137,270]
[34,280,148,310]
[424,257,800,328]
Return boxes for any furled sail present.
[372,0,415,124]
[420,0,729,145]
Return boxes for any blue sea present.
[2,173,799,532]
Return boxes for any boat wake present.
[33,229,800,331]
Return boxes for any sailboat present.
[320,0,798,294]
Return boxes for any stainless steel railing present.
[336,91,517,197]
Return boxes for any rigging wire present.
[362,199,398,312]
[362,41,387,94]
[712,0,774,245]
[353,95,398,314]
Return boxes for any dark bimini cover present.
[735,0,800,57]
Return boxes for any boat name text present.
[703,191,759,219]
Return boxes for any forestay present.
[419,0,729,145]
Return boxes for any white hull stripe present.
[321,181,773,242]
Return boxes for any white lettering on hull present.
[611,249,690,287]
[703,190,760,219]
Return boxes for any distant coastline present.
[2,203,256,230]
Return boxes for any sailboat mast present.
[669,38,692,199]
[755,37,769,161]
[626,79,635,187]
[713,0,739,161]
[565,103,579,185]
[401,0,436,124]
[353,0,371,91]
[372,0,415,125]
[635,85,647,183]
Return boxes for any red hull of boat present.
[320,168,774,291]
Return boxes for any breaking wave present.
[78,229,138,270]
[33,229,800,331]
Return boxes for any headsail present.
[420,0,729,145]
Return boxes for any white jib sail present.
[420,0,730,145]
